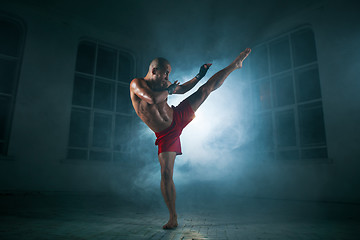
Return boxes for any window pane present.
[114,152,133,166]
[75,41,96,74]
[301,148,328,159]
[272,73,294,107]
[118,54,132,82]
[114,115,132,152]
[0,96,11,140]
[72,75,93,107]
[0,59,17,94]
[96,47,116,79]
[89,150,111,161]
[93,79,115,111]
[295,66,321,102]
[254,151,275,161]
[255,113,273,150]
[277,150,299,160]
[299,102,326,146]
[68,108,90,147]
[250,44,268,80]
[275,110,296,147]
[0,20,21,57]
[291,28,317,67]
[252,80,271,111]
[67,149,87,160]
[269,36,291,74]
[116,84,132,113]
[92,113,112,148]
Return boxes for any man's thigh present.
[185,85,211,113]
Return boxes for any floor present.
[0,192,359,240]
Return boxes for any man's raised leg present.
[158,152,178,229]
[187,48,251,112]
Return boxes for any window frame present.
[248,25,328,162]
[0,15,26,158]
[66,39,136,164]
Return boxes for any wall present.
[0,0,142,194]
[0,0,359,204]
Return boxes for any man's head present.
[147,57,172,89]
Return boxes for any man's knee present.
[161,167,173,181]
[198,85,211,100]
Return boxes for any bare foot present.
[233,48,251,69]
[162,218,178,230]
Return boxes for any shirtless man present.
[130,48,251,229]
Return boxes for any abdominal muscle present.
[134,98,174,133]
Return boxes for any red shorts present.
[155,100,195,155]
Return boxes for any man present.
[130,48,251,229]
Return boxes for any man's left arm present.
[172,63,212,95]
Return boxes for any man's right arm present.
[130,78,168,105]
[173,63,212,94]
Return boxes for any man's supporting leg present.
[187,48,251,112]
[158,152,178,229]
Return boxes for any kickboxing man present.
[130,48,251,229]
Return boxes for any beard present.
[152,78,168,91]
[150,80,167,92]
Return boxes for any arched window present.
[248,26,327,161]
[0,17,25,156]
[67,40,135,162]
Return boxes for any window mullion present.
[110,51,120,162]
[87,43,99,160]
[289,32,301,156]
[266,42,276,155]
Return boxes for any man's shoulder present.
[131,77,148,85]
[130,77,145,88]
[131,77,144,83]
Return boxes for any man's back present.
[130,77,174,133]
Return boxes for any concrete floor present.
[0,192,359,240]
